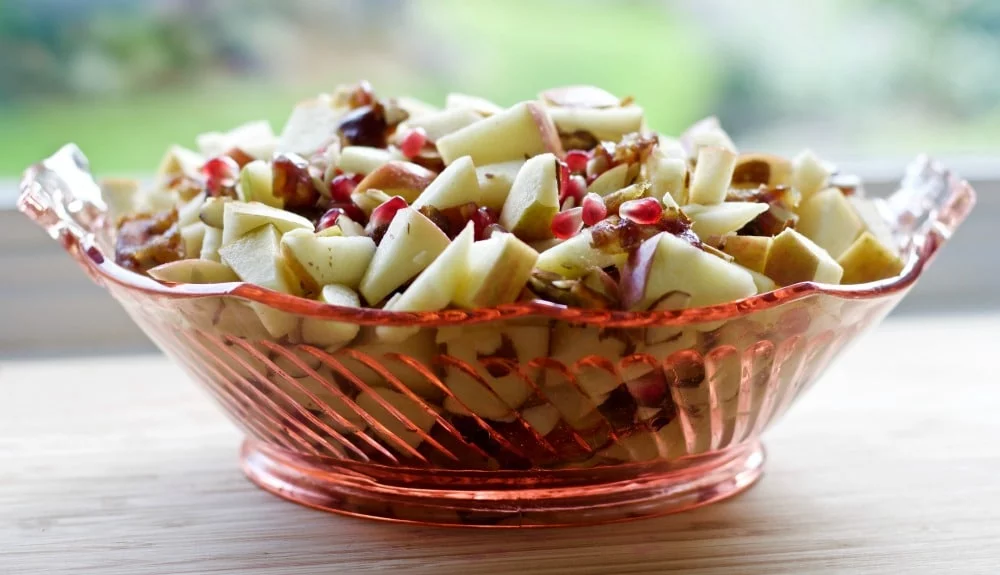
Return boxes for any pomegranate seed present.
[399,127,427,159]
[559,174,587,206]
[564,150,589,173]
[201,156,239,195]
[581,192,607,226]
[626,372,669,406]
[551,207,584,240]
[619,198,664,225]
[471,206,498,240]
[317,207,345,231]
[351,172,365,184]
[369,195,408,228]
[202,156,238,181]
[329,174,359,202]
[326,201,367,225]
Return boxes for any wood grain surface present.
[2,314,999,574]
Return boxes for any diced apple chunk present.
[148,259,239,284]
[156,145,204,181]
[445,92,505,116]
[376,224,475,343]
[534,229,628,278]
[218,224,301,295]
[721,235,772,273]
[764,228,843,286]
[198,120,276,160]
[837,231,905,284]
[277,98,344,156]
[688,147,737,205]
[792,149,830,200]
[200,226,223,262]
[499,153,560,241]
[411,156,481,210]
[399,107,483,142]
[180,221,206,258]
[239,160,282,208]
[352,161,437,205]
[680,117,737,156]
[682,202,769,238]
[645,149,687,205]
[621,232,757,310]
[220,201,313,247]
[476,160,525,211]
[455,232,539,308]
[301,284,361,349]
[436,101,563,166]
[587,164,630,197]
[359,207,451,305]
[337,146,395,175]
[796,187,864,259]
[547,106,644,143]
[280,229,376,292]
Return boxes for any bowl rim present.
[18,146,977,327]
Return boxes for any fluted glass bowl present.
[19,145,975,527]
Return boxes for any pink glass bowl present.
[19,146,975,527]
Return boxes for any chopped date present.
[114,209,183,272]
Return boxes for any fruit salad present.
[108,82,903,317]
[96,82,915,469]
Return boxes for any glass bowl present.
[18,146,975,527]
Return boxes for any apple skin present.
[352,161,438,204]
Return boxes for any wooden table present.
[3,314,999,574]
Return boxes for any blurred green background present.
[2,0,999,175]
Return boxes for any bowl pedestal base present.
[241,439,764,527]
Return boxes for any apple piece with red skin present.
[350,161,437,204]
[436,101,564,166]
[621,232,757,311]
